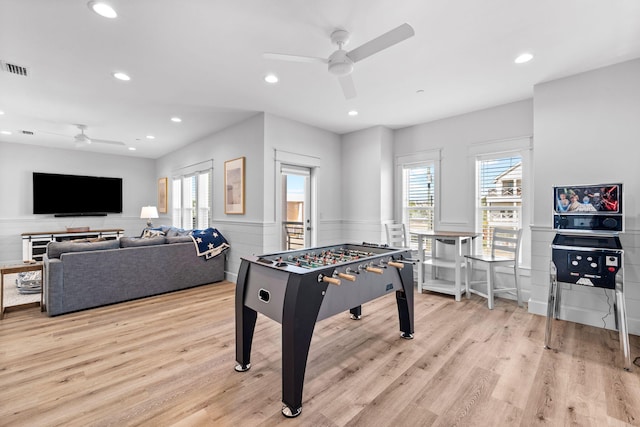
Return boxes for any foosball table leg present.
[235,261,257,372]
[349,305,362,320]
[396,265,415,339]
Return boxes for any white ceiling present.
[1,0,640,159]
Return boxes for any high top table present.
[411,231,477,301]
[1,261,43,319]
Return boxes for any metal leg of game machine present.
[614,270,632,371]
[544,261,560,350]
[235,261,257,372]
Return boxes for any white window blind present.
[402,163,435,250]
[172,169,211,229]
[476,155,522,255]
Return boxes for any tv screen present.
[33,172,123,215]
[554,183,622,214]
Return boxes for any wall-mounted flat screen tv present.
[33,172,123,216]
[553,183,622,214]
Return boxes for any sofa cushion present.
[166,235,193,244]
[119,236,166,248]
[47,239,120,259]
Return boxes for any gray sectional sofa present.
[43,234,226,316]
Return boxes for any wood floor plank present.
[1,281,639,426]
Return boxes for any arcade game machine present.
[544,183,631,370]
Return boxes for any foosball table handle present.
[365,266,384,274]
[338,273,357,282]
[388,261,404,269]
[321,275,341,286]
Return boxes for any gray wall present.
[341,126,395,243]
[529,58,640,334]
[155,112,344,282]
[0,142,156,263]
[394,99,534,230]
[263,113,343,251]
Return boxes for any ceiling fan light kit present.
[328,51,354,76]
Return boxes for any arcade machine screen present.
[553,183,623,232]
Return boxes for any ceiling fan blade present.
[37,130,69,137]
[91,138,126,146]
[263,52,327,64]
[347,23,414,63]
[338,74,357,99]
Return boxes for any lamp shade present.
[140,206,159,219]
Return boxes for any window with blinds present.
[476,155,522,255]
[172,170,211,229]
[402,163,435,249]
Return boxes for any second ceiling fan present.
[264,23,415,99]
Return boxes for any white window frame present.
[475,154,522,254]
[469,137,532,268]
[395,150,441,250]
[171,161,213,230]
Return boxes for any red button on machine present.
[608,267,616,272]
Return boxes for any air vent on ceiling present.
[1,61,29,77]
[21,130,34,135]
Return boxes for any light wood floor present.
[1,281,639,426]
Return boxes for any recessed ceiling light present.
[0,111,5,115]
[128,147,136,151]
[1,130,12,135]
[514,53,533,64]
[88,1,117,18]
[264,74,279,84]
[348,110,358,116]
[146,135,155,140]
[171,117,182,123]
[113,72,131,81]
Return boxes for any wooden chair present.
[385,223,408,248]
[465,227,523,309]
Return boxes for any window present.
[475,155,522,255]
[172,169,211,229]
[402,163,435,250]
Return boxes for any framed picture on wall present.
[158,177,168,213]
[224,157,245,214]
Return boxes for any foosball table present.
[235,242,414,417]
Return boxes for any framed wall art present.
[224,157,245,214]
[157,177,168,213]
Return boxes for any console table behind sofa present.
[22,229,124,262]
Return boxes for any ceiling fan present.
[71,124,126,147]
[264,23,415,99]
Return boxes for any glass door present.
[281,165,311,250]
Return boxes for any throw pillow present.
[142,228,165,238]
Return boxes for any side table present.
[1,262,43,320]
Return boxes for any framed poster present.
[224,157,245,214]
[158,177,168,213]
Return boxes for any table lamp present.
[140,206,159,227]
